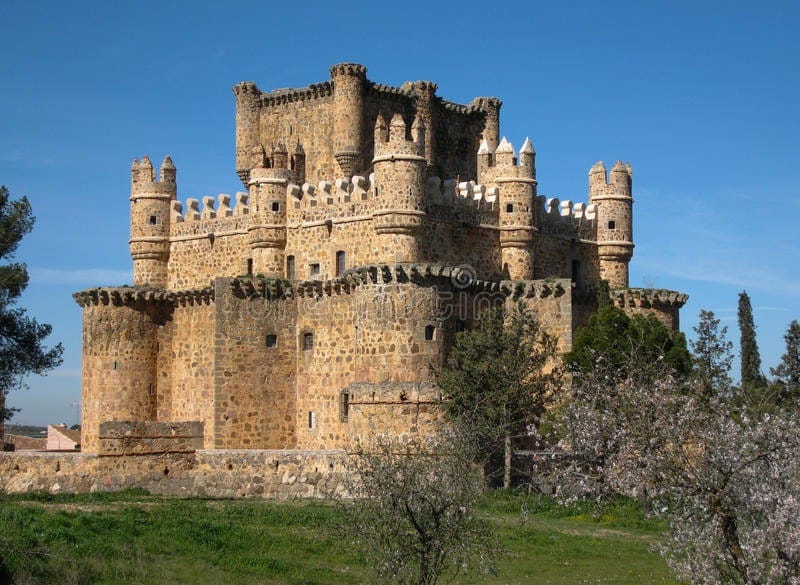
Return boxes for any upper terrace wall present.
[237,66,493,185]
[161,180,602,291]
[257,93,337,182]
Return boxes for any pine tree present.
[0,185,63,420]
[737,291,766,391]
[771,320,800,406]
[690,310,733,398]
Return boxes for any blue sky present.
[1,1,798,425]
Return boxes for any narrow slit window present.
[247,258,253,276]
[340,390,350,422]
[286,255,295,280]
[308,411,316,429]
[571,259,582,288]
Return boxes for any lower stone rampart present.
[0,449,347,499]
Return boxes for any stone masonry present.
[66,63,687,468]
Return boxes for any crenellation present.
[201,196,217,220]
[71,64,686,472]
[184,198,201,220]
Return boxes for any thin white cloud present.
[29,268,131,286]
[635,188,800,297]
[49,367,81,379]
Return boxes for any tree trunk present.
[504,430,512,489]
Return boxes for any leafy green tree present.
[0,186,63,420]
[771,320,800,406]
[436,303,560,488]
[565,304,691,379]
[737,291,767,392]
[690,310,734,398]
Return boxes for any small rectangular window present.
[336,251,346,277]
[286,256,295,280]
[309,263,320,279]
[506,203,514,213]
[247,258,253,276]
[425,325,435,341]
[149,215,157,225]
[608,220,616,230]
[271,201,280,212]
[266,334,277,348]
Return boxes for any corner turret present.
[372,114,427,262]
[330,63,367,178]
[409,81,438,172]
[488,138,538,279]
[590,160,634,288]
[233,81,261,186]
[247,147,291,277]
[130,155,175,288]
[471,97,502,152]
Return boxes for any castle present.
[73,63,688,456]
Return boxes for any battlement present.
[130,155,176,197]
[477,137,536,183]
[73,286,215,308]
[612,288,688,309]
[589,160,633,200]
[373,113,426,159]
[330,62,367,78]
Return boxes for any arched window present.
[302,332,314,351]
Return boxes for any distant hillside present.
[4,424,47,438]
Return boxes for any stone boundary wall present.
[0,449,347,499]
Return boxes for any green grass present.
[0,490,679,584]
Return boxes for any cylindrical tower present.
[74,289,168,453]
[130,155,174,288]
[330,63,367,178]
[372,113,427,263]
[473,97,502,152]
[233,81,261,186]
[247,152,289,277]
[495,138,537,280]
[410,81,438,173]
[590,160,634,289]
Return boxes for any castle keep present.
[73,63,688,457]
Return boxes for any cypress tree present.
[737,291,766,391]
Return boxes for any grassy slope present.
[0,491,679,585]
